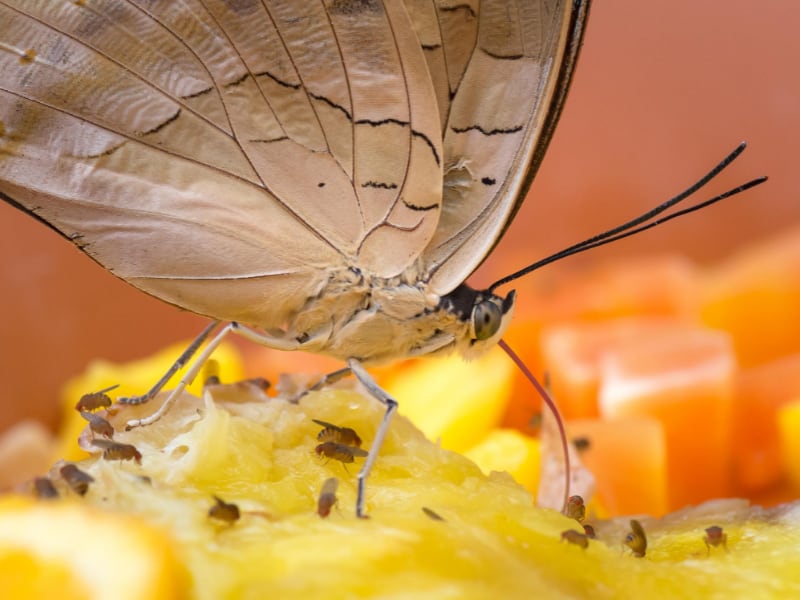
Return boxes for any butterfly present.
[0,1,764,516]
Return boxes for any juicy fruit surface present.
[15,383,800,599]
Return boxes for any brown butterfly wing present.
[410,0,590,293]
[0,0,444,326]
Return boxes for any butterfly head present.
[439,284,516,360]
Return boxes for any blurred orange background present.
[1,1,798,433]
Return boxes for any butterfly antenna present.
[489,142,767,292]
[498,339,570,513]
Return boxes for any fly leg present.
[347,358,398,519]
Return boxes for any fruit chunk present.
[464,429,541,494]
[539,317,692,419]
[567,417,668,517]
[0,496,184,600]
[733,354,800,493]
[599,329,736,511]
[700,226,800,367]
[383,347,513,452]
[500,256,699,428]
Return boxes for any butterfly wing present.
[0,0,443,326]
[411,0,590,294]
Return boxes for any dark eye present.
[472,300,501,341]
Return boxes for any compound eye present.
[472,300,502,341]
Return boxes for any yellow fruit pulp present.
[10,381,800,599]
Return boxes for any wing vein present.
[318,0,365,230]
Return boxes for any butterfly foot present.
[117,393,151,406]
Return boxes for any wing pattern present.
[408,0,588,293]
[0,0,444,326]
[0,0,588,326]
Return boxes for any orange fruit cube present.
[598,329,736,511]
[700,226,800,367]
[567,417,668,516]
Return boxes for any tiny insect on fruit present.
[623,519,648,558]
[315,442,369,466]
[80,410,115,439]
[317,478,339,518]
[312,419,363,448]
[74,384,118,412]
[208,496,241,525]
[704,525,729,554]
[33,476,58,499]
[561,529,590,549]
[564,495,586,522]
[422,507,445,521]
[92,439,142,465]
[59,463,95,496]
[572,437,591,452]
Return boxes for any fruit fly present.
[623,519,648,557]
[704,525,729,554]
[33,476,58,499]
[564,495,586,522]
[315,441,368,465]
[582,524,596,539]
[60,463,95,496]
[204,374,222,386]
[561,529,589,549]
[317,478,339,518]
[421,507,445,521]
[243,377,270,392]
[312,419,362,448]
[208,496,241,524]
[80,411,114,439]
[74,384,118,412]
[572,436,591,452]
[92,439,142,464]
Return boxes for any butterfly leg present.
[124,322,320,429]
[290,367,352,403]
[124,321,234,430]
[119,320,221,406]
[347,358,398,519]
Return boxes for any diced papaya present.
[538,317,694,420]
[567,417,668,517]
[501,256,698,428]
[700,226,800,367]
[598,329,736,511]
[732,354,800,493]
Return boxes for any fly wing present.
[0,0,443,327]
[411,0,590,294]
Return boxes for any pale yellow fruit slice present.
[0,496,185,600]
